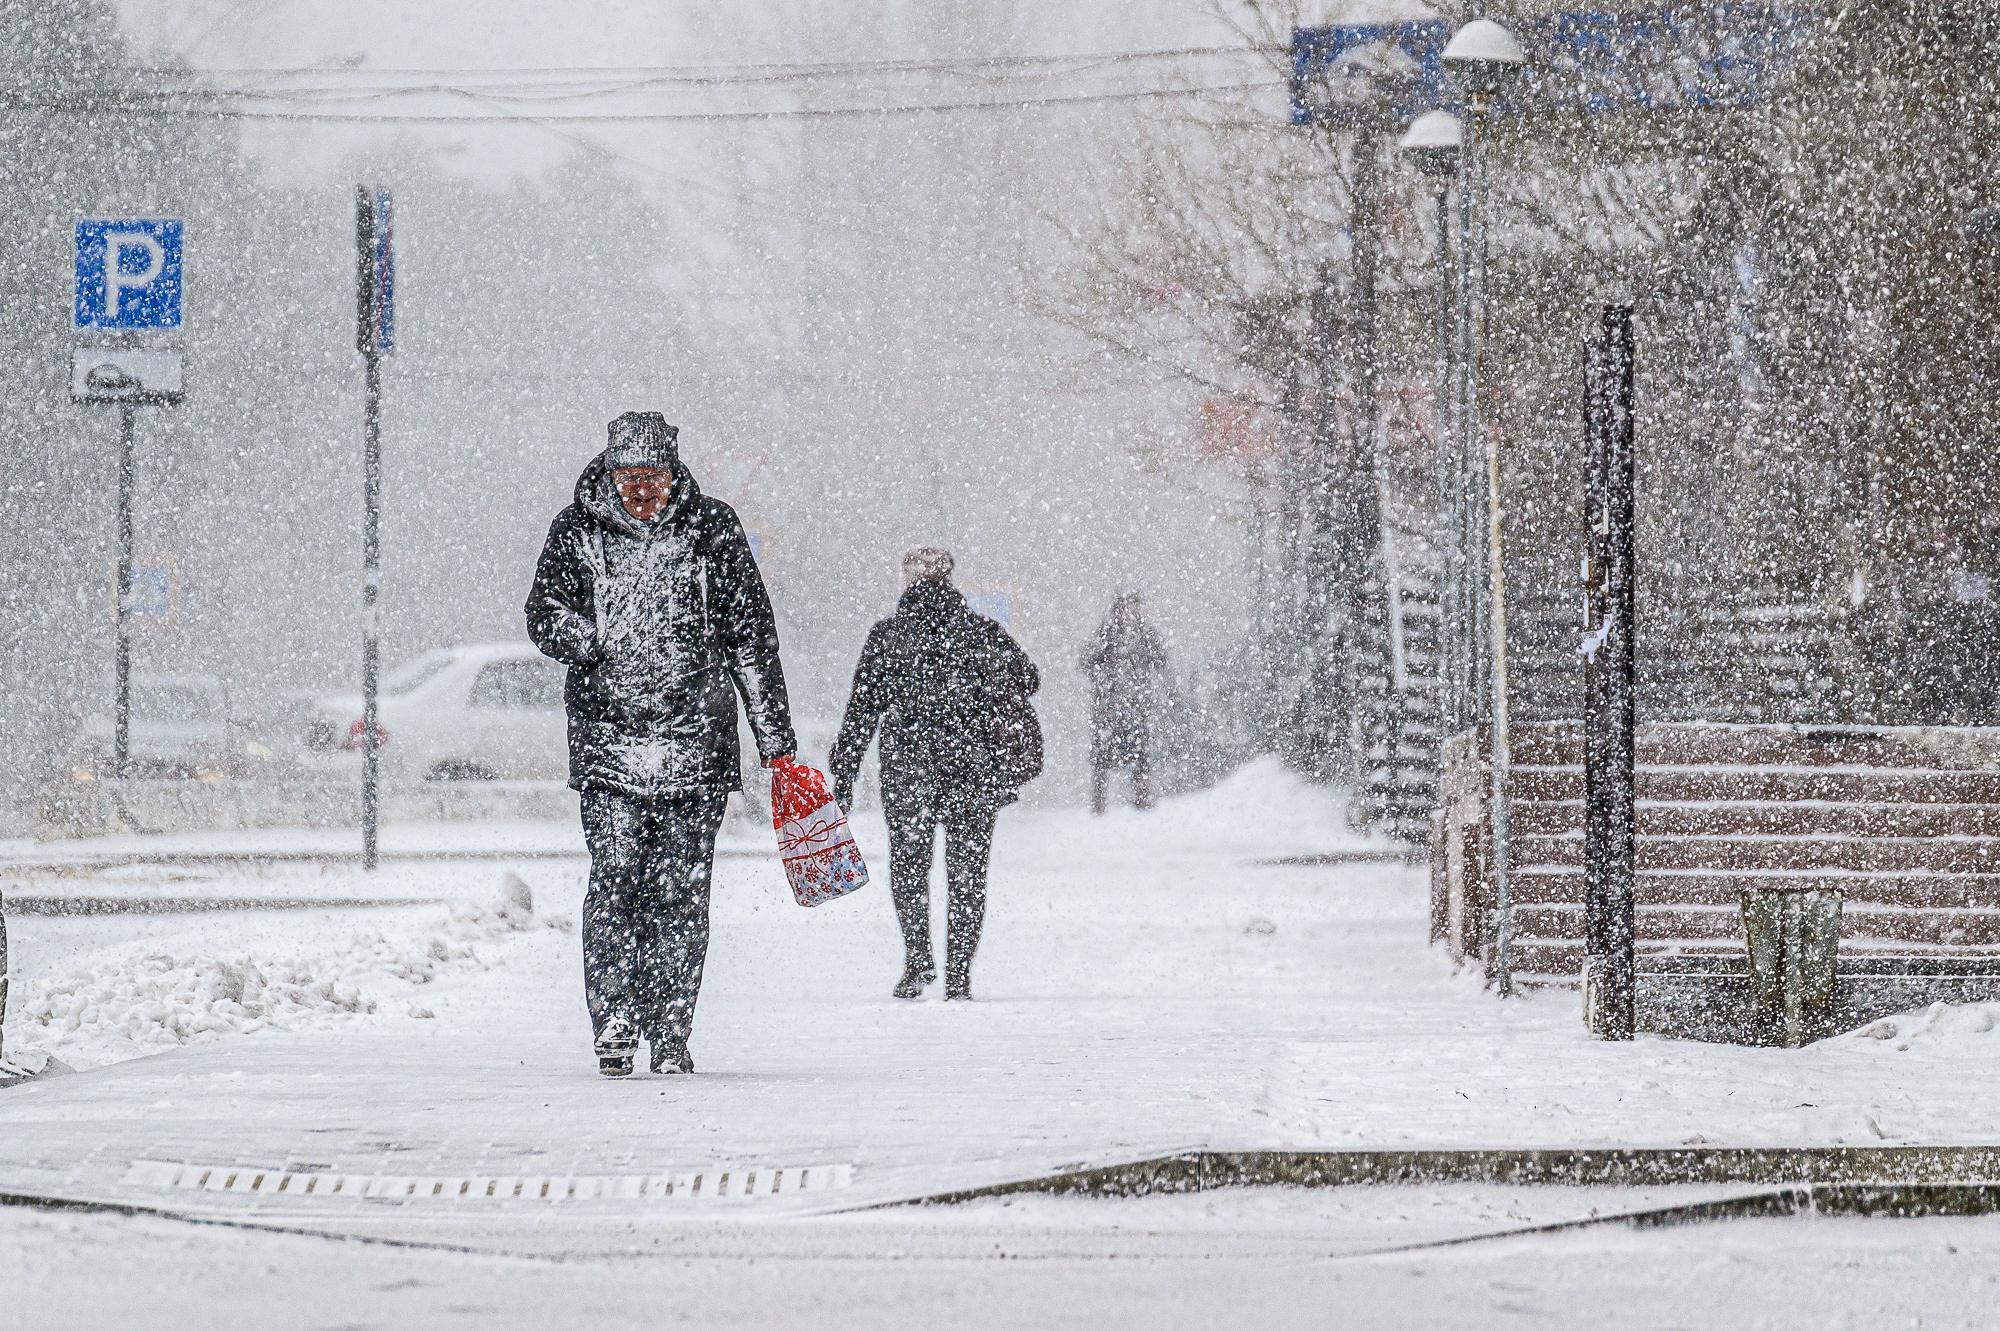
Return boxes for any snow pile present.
[1014,756,1390,866]
[23,953,377,1047]
[11,886,560,1064]
[1164,757,1383,856]
[1848,1001,2000,1052]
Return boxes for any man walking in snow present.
[526,411,796,1077]
[830,548,1040,1001]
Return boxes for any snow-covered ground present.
[0,813,749,868]
[2,760,1997,1325]
[4,1194,1999,1330]
[4,759,1997,1155]
[4,758,1390,1075]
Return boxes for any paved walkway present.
[1,775,1993,1230]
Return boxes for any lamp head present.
[1399,109,1463,177]
[1441,19,1526,103]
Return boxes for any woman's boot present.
[893,957,937,1000]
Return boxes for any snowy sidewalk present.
[2,762,1996,1227]
[0,814,773,872]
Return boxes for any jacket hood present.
[573,449,701,539]
[897,579,967,619]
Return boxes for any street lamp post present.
[1443,17,1526,994]
[1294,43,1408,822]
[1399,109,1464,738]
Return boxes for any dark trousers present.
[580,788,726,1047]
[885,796,997,987]
[1090,755,1152,815]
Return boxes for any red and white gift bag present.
[770,756,869,907]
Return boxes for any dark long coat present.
[525,451,795,798]
[829,580,1040,814]
[1082,605,1166,770]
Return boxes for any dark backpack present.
[982,623,1042,789]
[885,595,1042,792]
[990,683,1043,788]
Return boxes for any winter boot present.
[594,1015,640,1078]
[650,1037,694,1075]
[945,929,977,1001]
[893,960,937,1000]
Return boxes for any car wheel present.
[428,761,499,782]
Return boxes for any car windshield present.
[132,683,221,722]
[382,653,453,696]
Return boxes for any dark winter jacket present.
[829,581,1040,814]
[525,451,795,798]
[1082,606,1166,769]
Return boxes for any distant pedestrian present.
[1082,592,1166,814]
[830,548,1040,1001]
[526,411,797,1078]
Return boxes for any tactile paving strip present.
[121,1158,854,1202]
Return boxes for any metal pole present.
[1432,178,1458,735]
[1583,341,1612,1026]
[1467,94,1514,995]
[114,401,135,778]
[1485,403,1515,997]
[0,895,8,1066]
[1454,122,1482,731]
[1352,126,1404,820]
[362,350,382,870]
[1601,304,1639,1036]
[356,187,383,871]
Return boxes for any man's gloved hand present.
[833,777,855,811]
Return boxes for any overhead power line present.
[0,79,1283,124]
[120,44,1278,88]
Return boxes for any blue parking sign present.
[75,218,183,330]
[123,566,173,617]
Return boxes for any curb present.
[8,1148,2000,1248]
[3,895,444,917]
[0,846,766,876]
[1353,1181,2000,1256]
[873,1146,2000,1208]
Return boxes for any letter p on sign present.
[75,218,183,330]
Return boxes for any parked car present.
[301,643,569,782]
[74,672,236,777]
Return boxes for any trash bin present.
[1741,888,1842,1046]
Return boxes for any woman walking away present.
[1082,591,1166,815]
[830,548,1040,1001]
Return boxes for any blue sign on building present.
[966,591,1015,631]
[1290,3,1819,125]
[75,218,184,331]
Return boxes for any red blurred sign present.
[1130,246,1185,306]
[1197,393,1279,462]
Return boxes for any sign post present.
[72,218,185,778]
[355,187,394,870]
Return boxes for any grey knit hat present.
[902,546,955,585]
[605,411,679,470]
